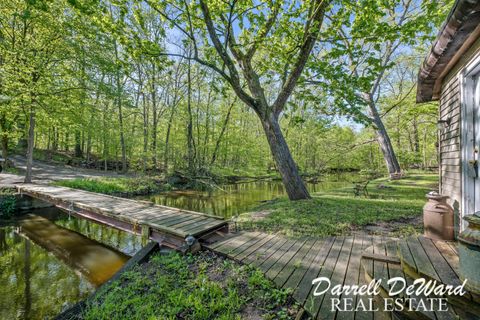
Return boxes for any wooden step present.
[362,238,480,319]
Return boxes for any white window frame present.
[460,53,480,231]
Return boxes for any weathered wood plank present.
[167,215,210,229]
[372,237,391,320]
[207,232,246,250]
[233,234,276,261]
[406,237,441,281]
[398,239,417,273]
[155,214,197,227]
[317,236,355,320]
[225,232,264,257]
[385,240,405,298]
[419,237,462,286]
[256,239,296,273]
[361,253,400,264]
[283,238,326,293]
[212,232,253,253]
[265,240,305,280]
[356,235,374,320]
[303,236,344,318]
[335,234,365,320]
[293,236,336,305]
[243,235,287,266]
[433,240,460,278]
[273,239,316,288]
[183,219,229,237]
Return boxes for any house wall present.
[439,36,480,234]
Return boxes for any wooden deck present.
[16,184,228,248]
[363,236,480,319]
[206,232,394,319]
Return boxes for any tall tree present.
[140,0,334,199]
[307,0,450,178]
[0,0,72,182]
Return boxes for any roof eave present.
[416,0,480,103]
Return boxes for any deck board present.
[357,235,374,320]
[283,238,325,292]
[419,237,461,286]
[260,239,297,273]
[305,236,345,317]
[372,237,391,320]
[243,235,287,266]
[266,239,307,280]
[317,236,354,319]
[274,239,315,287]
[294,236,335,305]
[406,236,440,281]
[336,234,365,320]
[235,234,276,261]
[367,236,480,319]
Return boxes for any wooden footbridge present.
[16,184,228,248]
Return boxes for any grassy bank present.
[238,173,438,238]
[53,176,170,196]
[83,250,301,320]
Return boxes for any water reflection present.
[0,208,141,320]
[138,176,356,218]
[19,214,129,286]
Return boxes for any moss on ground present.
[83,250,301,320]
[237,173,437,238]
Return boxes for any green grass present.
[83,251,300,320]
[238,173,437,238]
[53,176,170,196]
[3,166,21,174]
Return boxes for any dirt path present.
[0,155,127,187]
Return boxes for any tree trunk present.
[113,39,127,173]
[52,127,58,151]
[1,135,8,166]
[211,99,234,166]
[150,64,158,169]
[412,116,420,153]
[142,92,148,172]
[74,130,82,158]
[368,103,401,178]
[117,99,127,173]
[261,114,310,200]
[65,132,69,151]
[24,108,35,183]
[164,103,175,173]
[0,114,9,166]
[86,133,91,162]
[103,104,108,172]
[186,58,195,173]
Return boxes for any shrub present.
[0,189,17,219]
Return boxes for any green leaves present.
[306,0,451,122]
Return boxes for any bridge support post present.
[141,225,150,246]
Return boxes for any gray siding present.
[439,36,480,232]
[439,76,461,221]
